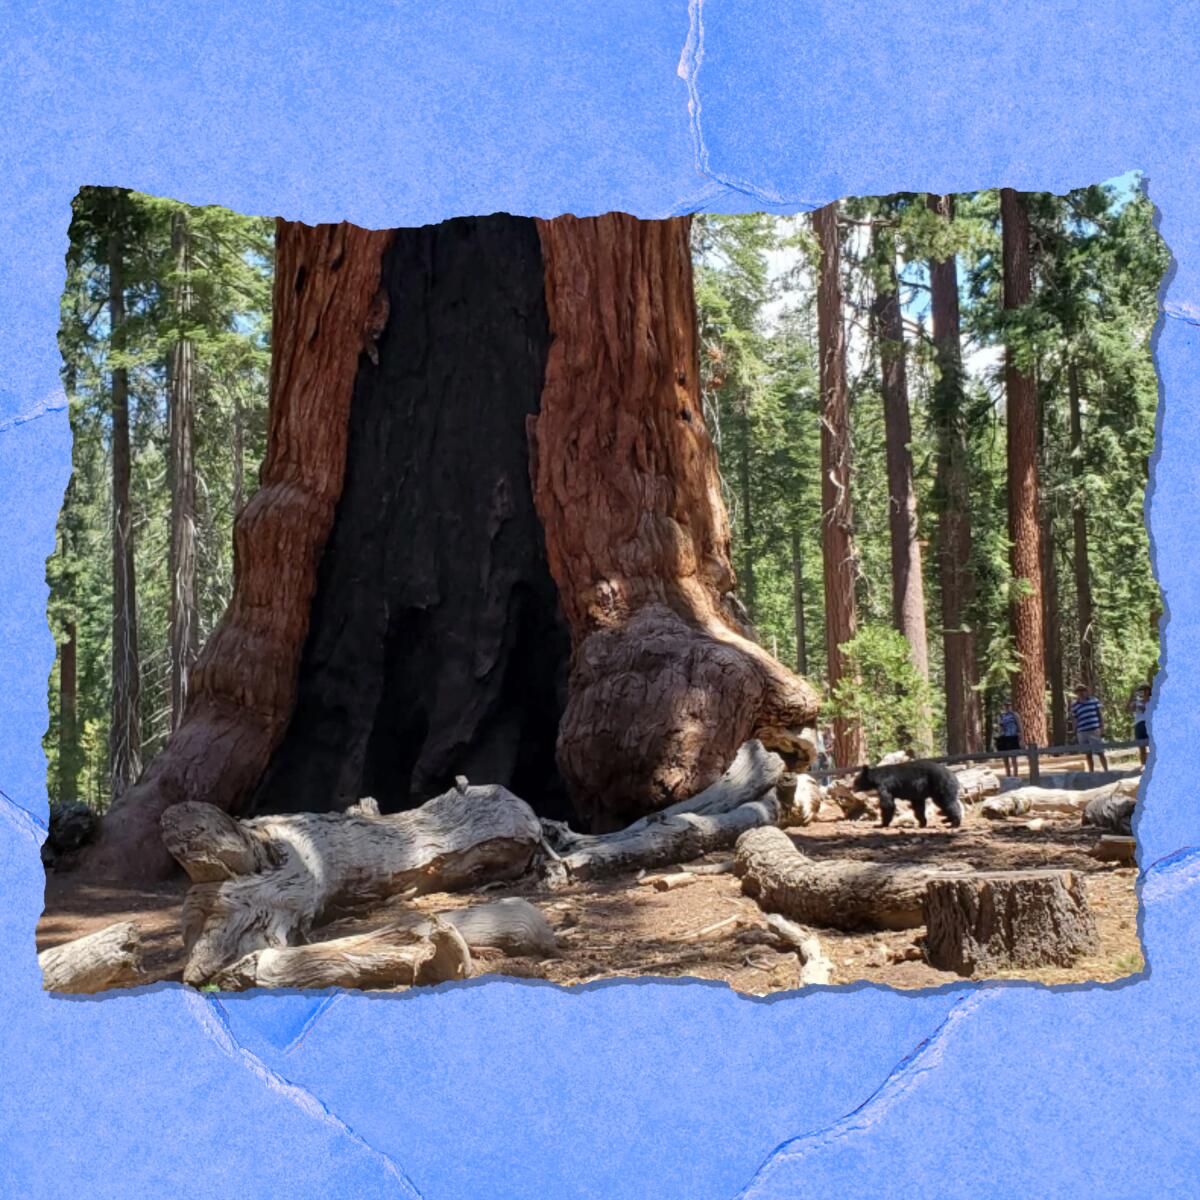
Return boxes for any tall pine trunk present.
[1039,373,1067,744]
[59,620,78,804]
[108,189,141,799]
[927,193,983,754]
[531,213,819,829]
[168,206,199,730]
[813,201,863,767]
[1068,359,1097,693]
[872,223,932,748]
[791,527,808,676]
[1000,187,1048,745]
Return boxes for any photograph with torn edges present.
[37,177,1162,995]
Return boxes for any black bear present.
[851,760,963,829]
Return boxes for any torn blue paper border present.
[2,3,1198,1196]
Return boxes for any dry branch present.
[163,783,542,984]
[538,741,787,885]
[39,921,144,993]
[763,913,834,984]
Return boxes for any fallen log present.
[1090,835,1137,865]
[39,921,144,993]
[763,912,833,985]
[827,781,876,821]
[162,782,542,985]
[212,919,473,992]
[1000,769,1140,793]
[923,871,1098,975]
[948,766,1002,804]
[734,826,963,931]
[538,741,787,885]
[981,777,1138,821]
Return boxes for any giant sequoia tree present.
[87,212,819,880]
[1000,188,1048,745]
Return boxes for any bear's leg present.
[878,788,896,827]
[911,795,928,827]
[936,791,964,827]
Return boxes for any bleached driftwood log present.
[1001,769,1140,793]
[211,897,560,991]
[923,871,1098,974]
[162,783,542,985]
[734,826,963,931]
[538,741,788,885]
[981,777,1138,821]
[949,766,1002,804]
[440,897,560,958]
[39,921,144,993]
[763,912,833,984]
[775,772,823,826]
[212,918,473,991]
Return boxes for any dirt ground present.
[38,793,1142,995]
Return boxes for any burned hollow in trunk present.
[250,215,572,820]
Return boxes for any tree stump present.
[923,870,1098,975]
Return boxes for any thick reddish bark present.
[1068,359,1097,693]
[530,213,820,831]
[813,202,864,768]
[1001,188,1048,745]
[872,222,931,747]
[927,193,983,754]
[86,220,393,881]
[168,207,199,730]
[107,191,141,798]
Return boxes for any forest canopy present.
[46,176,1164,813]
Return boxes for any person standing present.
[995,699,1023,777]
[1131,684,1151,766]
[1070,684,1109,773]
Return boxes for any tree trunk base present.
[923,870,1098,975]
[735,825,961,931]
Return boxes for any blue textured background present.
[1,3,1197,1196]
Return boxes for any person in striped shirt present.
[994,700,1022,778]
[1070,684,1109,772]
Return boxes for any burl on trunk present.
[530,214,820,831]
